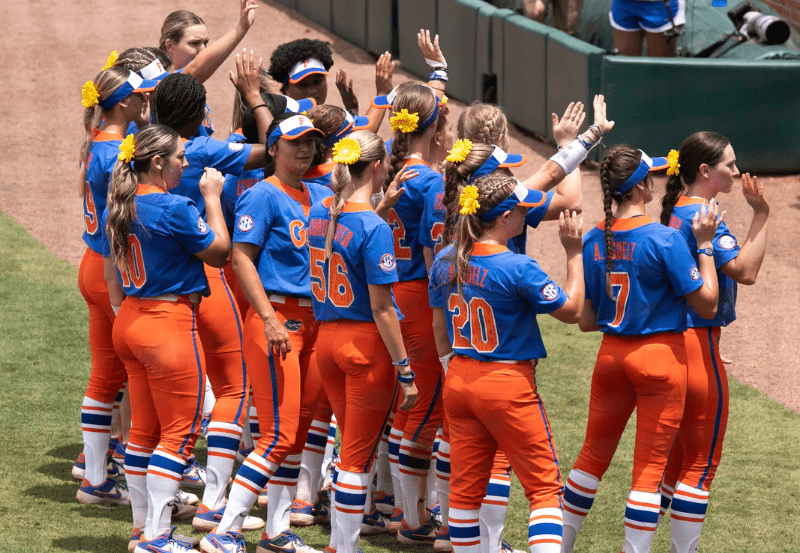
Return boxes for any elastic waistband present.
[270,294,312,308]
[136,293,202,305]
[453,355,537,369]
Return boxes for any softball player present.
[104,125,230,553]
[657,132,769,553]
[302,105,371,189]
[76,66,153,506]
[200,113,330,553]
[561,145,722,553]
[610,0,686,56]
[427,174,585,553]
[307,130,419,553]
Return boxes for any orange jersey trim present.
[137,184,166,196]
[405,158,432,169]
[471,243,508,256]
[92,129,124,142]
[266,175,312,215]
[595,216,656,231]
[675,195,706,207]
[303,161,336,180]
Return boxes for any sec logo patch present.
[690,266,700,281]
[719,235,737,250]
[237,215,254,232]
[379,253,396,273]
[542,282,559,301]
[227,142,244,152]
[197,217,208,234]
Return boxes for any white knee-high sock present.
[436,440,451,532]
[658,482,675,525]
[398,438,432,528]
[203,377,215,418]
[266,454,301,537]
[299,418,329,503]
[327,468,340,552]
[247,398,260,445]
[669,482,709,553]
[145,448,185,539]
[376,425,393,495]
[388,425,404,515]
[81,397,114,486]
[528,507,562,553]
[217,452,278,533]
[427,433,441,509]
[124,443,153,532]
[202,421,243,509]
[449,507,481,553]
[333,470,369,553]
[479,473,510,553]
[561,469,599,553]
[623,490,660,553]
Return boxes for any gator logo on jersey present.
[690,266,700,281]
[719,235,737,250]
[285,319,302,332]
[379,253,396,273]
[541,282,559,301]
[227,142,244,152]
[197,217,209,234]
[237,215,254,233]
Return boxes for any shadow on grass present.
[52,535,129,552]
[24,482,79,504]
[47,443,82,461]
[37,461,78,482]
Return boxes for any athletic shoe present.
[200,530,247,553]
[256,530,320,553]
[76,478,129,506]
[500,539,526,553]
[312,495,330,525]
[433,528,453,552]
[182,455,207,488]
[257,487,269,509]
[372,491,394,515]
[387,508,403,533]
[72,452,122,481]
[192,502,266,533]
[428,503,442,527]
[172,490,198,520]
[235,447,253,464]
[361,506,390,534]
[134,527,195,553]
[130,528,199,552]
[112,440,127,462]
[397,520,438,545]
[290,499,315,527]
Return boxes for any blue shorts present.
[610,0,686,33]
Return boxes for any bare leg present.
[645,31,677,57]
[613,28,644,56]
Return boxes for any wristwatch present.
[697,247,714,256]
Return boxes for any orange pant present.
[393,279,444,447]
[198,264,248,428]
[316,321,398,473]
[222,258,249,319]
[444,356,561,511]
[663,327,729,491]
[243,299,322,465]
[113,297,204,458]
[572,332,688,493]
[78,248,126,403]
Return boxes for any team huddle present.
[74,2,771,553]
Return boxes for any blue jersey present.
[222,131,261,227]
[669,196,740,328]
[303,162,335,189]
[172,136,252,216]
[82,130,122,254]
[101,185,214,297]
[388,159,443,281]
[233,176,332,297]
[428,243,567,362]
[583,216,703,336]
[307,198,401,322]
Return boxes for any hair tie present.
[390,109,419,133]
[332,137,361,165]
[102,50,119,70]
[81,81,99,108]
[118,134,136,164]
[446,139,473,164]
[459,184,480,216]
[667,149,680,176]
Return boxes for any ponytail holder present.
[81,81,100,108]
[118,134,136,164]
[446,139,472,163]
[390,109,419,133]
[332,137,361,165]
[102,50,119,70]
[459,184,480,216]
[666,149,680,176]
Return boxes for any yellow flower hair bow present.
[446,139,473,164]
[441,94,448,105]
[666,149,680,176]
[332,137,362,165]
[102,50,119,71]
[459,184,480,216]
[118,134,136,164]
[390,109,419,133]
[81,81,99,108]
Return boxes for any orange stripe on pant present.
[572,332,688,493]
[243,299,322,465]
[78,248,126,403]
[445,356,561,511]
[392,279,444,447]
[663,326,729,492]
[112,297,204,458]
[315,321,397,473]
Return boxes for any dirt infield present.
[1,0,797,410]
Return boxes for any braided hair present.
[457,102,509,149]
[385,82,439,190]
[442,143,496,246]
[151,73,206,137]
[114,46,173,72]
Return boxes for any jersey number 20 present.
[309,247,354,308]
[447,295,499,353]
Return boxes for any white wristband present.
[549,135,601,174]
[439,352,454,375]
[425,57,447,70]
[112,305,120,316]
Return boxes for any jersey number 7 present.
[608,272,630,328]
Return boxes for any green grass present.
[0,209,798,552]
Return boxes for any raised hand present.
[551,101,585,147]
[336,68,359,113]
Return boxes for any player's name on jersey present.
[592,240,636,262]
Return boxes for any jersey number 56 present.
[309,246,354,308]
